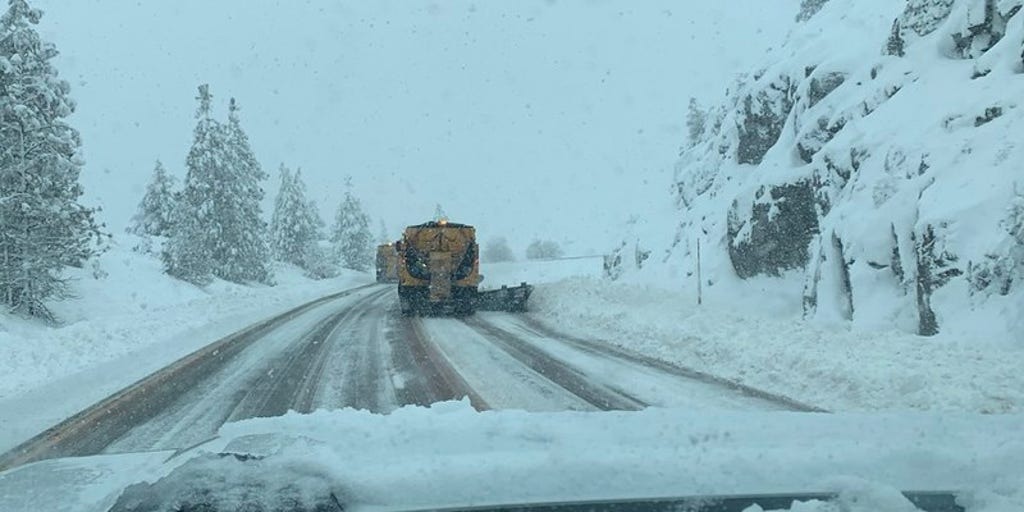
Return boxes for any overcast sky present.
[35,0,797,254]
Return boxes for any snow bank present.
[530,276,1024,413]
[212,402,1024,510]
[6,401,1021,512]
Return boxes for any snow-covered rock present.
[624,0,1024,343]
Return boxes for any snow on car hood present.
[1,401,1022,512]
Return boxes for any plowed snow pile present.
[532,276,1024,413]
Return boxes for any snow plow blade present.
[476,282,533,312]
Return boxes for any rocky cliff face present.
[651,0,1024,340]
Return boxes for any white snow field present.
[0,401,1021,512]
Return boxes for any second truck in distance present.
[375,243,399,283]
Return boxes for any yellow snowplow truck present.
[396,221,480,316]
[375,244,399,283]
[395,220,533,316]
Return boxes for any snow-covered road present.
[104,286,397,453]
[417,313,807,412]
[0,283,813,470]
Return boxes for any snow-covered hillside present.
[615,0,1024,344]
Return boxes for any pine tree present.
[795,0,829,22]
[686,97,706,147]
[269,165,294,257]
[164,91,273,285]
[216,97,272,283]
[331,188,373,271]
[900,0,955,37]
[162,85,220,285]
[526,240,563,260]
[886,19,906,57]
[378,219,389,244]
[483,237,516,263]
[1001,188,1024,288]
[300,242,337,280]
[269,165,322,268]
[128,160,177,237]
[0,0,104,319]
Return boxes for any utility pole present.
[696,237,702,306]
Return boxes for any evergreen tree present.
[269,165,322,268]
[795,0,829,22]
[216,97,272,283]
[269,165,294,257]
[686,97,706,147]
[331,188,373,271]
[128,160,177,237]
[162,85,219,285]
[164,90,273,285]
[378,219,389,244]
[526,240,563,260]
[483,237,516,263]
[300,242,338,280]
[886,19,906,57]
[900,0,955,37]
[0,0,104,319]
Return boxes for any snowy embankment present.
[210,402,1024,510]
[4,401,1022,511]
[0,239,372,452]
[530,276,1024,413]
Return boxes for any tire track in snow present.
[413,317,595,411]
[304,289,401,414]
[481,314,824,412]
[232,286,396,418]
[0,283,382,471]
[103,286,393,453]
[398,317,491,411]
[461,317,646,411]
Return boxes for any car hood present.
[0,400,1022,512]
